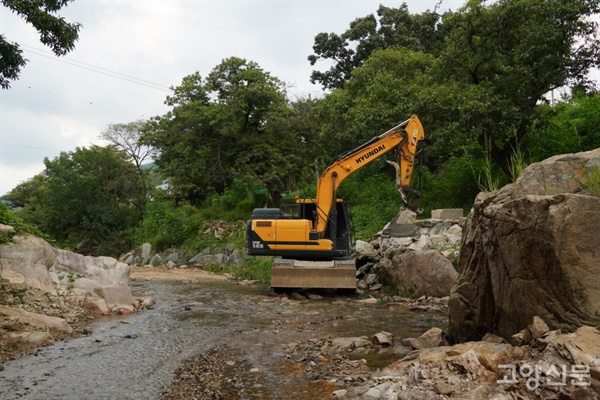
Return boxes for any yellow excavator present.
[246,115,425,290]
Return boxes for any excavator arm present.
[313,115,425,235]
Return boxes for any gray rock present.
[0,306,73,333]
[372,331,393,346]
[431,209,463,219]
[140,243,152,263]
[354,240,379,260]
[0,224,15,237]
[387,250,458,297]
[411,327,448,349]
[448,148,600,342]
[149,254,162,266]
[429,222,453,236]
[0,235,57,294]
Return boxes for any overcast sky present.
[0,0,464,196]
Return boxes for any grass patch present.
[583,165,600,196]
[475,155,502,193]
[204,256,274,283]
[0,203,45,245]
[508,145,530,183]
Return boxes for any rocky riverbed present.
[1,266,598,399]
[0,266,447,399]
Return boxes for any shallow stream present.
[0,279,446,399]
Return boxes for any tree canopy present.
[142,57,322,206]
[4,0,600,257]
[308,4,443,90]
[312,0,600,176]
[9,146,142,255]
[0,0,81,89]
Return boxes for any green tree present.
[143,57,321,206]
[308,3,443,90]
[313,0,600,178]
[0,0,81,89]
[437,0,600,175]
[14,145,142,255]
[142,72,213,204]
[524,92,600,160]
[1,173,46,209]
[99,120,154,207]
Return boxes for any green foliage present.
[418,158,481,216]
[198,182,266,222]
[583,165,600,197]
[474,154,503,193]
[6,146,143,256]
[134,200,204,251]
[0,202,44,244]
[205,256,273,283]
[133,185,252,254]
[99,119,154,208]
[308,4,443,89]
[0,0,81,89]
[142,57,318,206]
[312,0,600,179]
[524,93,600,162]
[508,145,530,183]
[7,2,600,260]
[336,166,404,239]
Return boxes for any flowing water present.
[0,279,447,400]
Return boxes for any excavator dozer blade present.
[271,259,356,290]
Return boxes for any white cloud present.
[0,161,45,196]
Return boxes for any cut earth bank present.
[0,148,599,399]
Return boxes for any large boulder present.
[0,235,57,294]
[448,149,600,343]
[1,234,135,314]
[384,250,458,297]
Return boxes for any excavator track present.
[271,259,356,290]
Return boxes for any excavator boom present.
[314,115,425,234]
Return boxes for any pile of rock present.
[200,220,244,240]
[120,242,244,269]
[354,208,463,297]
[0,232,138,315]
[283,317,599,399]
[448,148,600,343]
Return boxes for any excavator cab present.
[289,199,353,257]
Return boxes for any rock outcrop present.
[385,250,458,298]
[1,233,137,315]
[448,149,600,343]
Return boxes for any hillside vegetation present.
[2,0,599,269]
